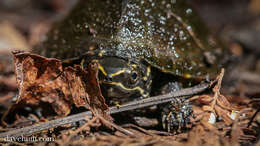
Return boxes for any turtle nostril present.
[107,77,112,81]
[106,74,113,81]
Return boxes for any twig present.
[231,108,253,145]
[0,93,15,103]
[98,116,136,137]
[59,116,96,145]
[247,108,260,128]
[0,82,210,138]
[122,124,158,136]
[211,68,225,114]
[234,71,260,85]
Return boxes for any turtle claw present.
[161,99,193,133]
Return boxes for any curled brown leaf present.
[9,50,111,122]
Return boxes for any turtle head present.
[98,57,152,101]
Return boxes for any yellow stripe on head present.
[110,68,128,77]
[143,65,151,81]
[98,50,106,57]
[103,81,145,95]
[146,65,151,77]
[99,65,107,76]
[131,64,137,69]
[80,58,85,69]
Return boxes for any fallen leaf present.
[8,50,111,121]
[215,105,233,125]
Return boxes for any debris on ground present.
[0,0,259,145]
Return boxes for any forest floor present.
[0,0,259,145]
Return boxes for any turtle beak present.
[100,83,130,98]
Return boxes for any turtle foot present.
[161,99,193,133]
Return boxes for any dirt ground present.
[0,0,259,145]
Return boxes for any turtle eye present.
[131,72,138,81]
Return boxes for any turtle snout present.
[106,74,113,81]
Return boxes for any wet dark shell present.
[35,0,224,79]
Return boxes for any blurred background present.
[0,0,259,113]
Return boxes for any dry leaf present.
[215,105,233,125]
[217,94,234,111]
[9,51,111,121]
[202,105,214,112]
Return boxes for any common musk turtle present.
[34,0,224,132]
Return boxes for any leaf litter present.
[0,51,258,146]
[0,0,259,145]
[1,51,112,126]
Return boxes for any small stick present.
[98,116,136,137]
[0,83,210,138]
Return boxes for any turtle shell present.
[35,0,224,79]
